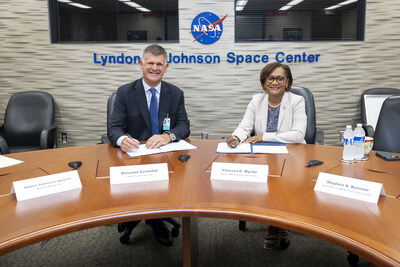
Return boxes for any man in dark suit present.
[108,44,190,246]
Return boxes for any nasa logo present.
[191,12,227,44]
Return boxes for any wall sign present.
[191,12,227,44]
[93,11,322,65]
[93,51,321,66]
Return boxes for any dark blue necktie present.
[149,88,159,135]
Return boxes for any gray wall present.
[0,0,399,147]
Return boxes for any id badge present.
[163,118,171,130]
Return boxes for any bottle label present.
[344,138,353,145]
[354,136,365,143]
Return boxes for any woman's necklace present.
[268,101,281,108]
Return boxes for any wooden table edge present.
[0,207,398,267]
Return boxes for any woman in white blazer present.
[227,62,307,146]
[226,62,307,250]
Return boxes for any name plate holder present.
[12,170,82,202]
[110,163,169,185]
[314,172,385,204]
[210,162,269,183]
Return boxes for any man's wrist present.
[164,131,176,142]
[116,135,128,147]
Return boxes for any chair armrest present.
[40,123,58,149]
[314,127,324,145]
[101,133,110,144]
[362,124,374,137]
[0,123,3,136]
[0,136,10,154]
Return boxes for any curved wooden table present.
[0,139,399,266]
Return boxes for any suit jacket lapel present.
[134,79,152,132]
[158,81,171,131]
[278,92,289,130]
[261,93,268,133]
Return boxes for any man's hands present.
[226,135,240,148]
[121,136,140,152]
[146,134,171,149]
[121,134,171,152]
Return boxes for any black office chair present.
[291,86,324,145]
[100,92,116,144]
[238,86,324,233]
[100,92,181,244]
[361,88,400,137]
[0,91,57,154]
[371,95,400,153]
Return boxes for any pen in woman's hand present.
[226,135,239,148]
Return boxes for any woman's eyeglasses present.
[266,76,286,84]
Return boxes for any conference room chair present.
[238,85,324,232]
[100,91,181,244]
[0,91,57,154]
[361,88,400,137]
[100,92,116,144]
[291,85,324,145]
[371,95,400,153]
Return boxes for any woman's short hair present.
[260,62,293,92]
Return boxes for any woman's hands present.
[244,134,263,144]
[226,135,240,148]
[227,134,263,147]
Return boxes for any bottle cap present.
[357,123,362,127]
[346,125,352,129]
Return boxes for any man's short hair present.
[143,44,167,60]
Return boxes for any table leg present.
[182,217,198,267]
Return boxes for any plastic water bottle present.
[353,123,365,160]
[342,125,354,161]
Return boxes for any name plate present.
[210,162,269,183]
[12,170,82,202]
[110,163,169,185]
[314,172,385,204]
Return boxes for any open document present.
[216,142,252,153]
[0,155,23,169]
[251,142,289,154]
[159,140,198,152]
[127,140,197,157]
[126,144,162,157]
[216,142,288,154]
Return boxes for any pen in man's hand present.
[126,133,140,150]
